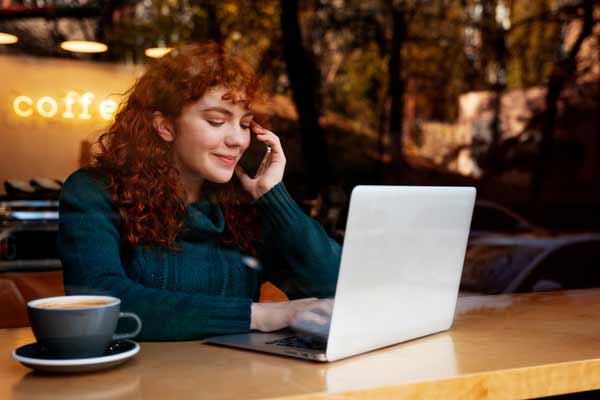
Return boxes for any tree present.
[385,0,407,172]
[189,0,223,43]
[506,0,561,88]
[530,0,596,202]
[280,0,331,198]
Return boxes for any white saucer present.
[12,339,140,373]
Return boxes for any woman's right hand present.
[235,122,286,200]
[250,298,319,332]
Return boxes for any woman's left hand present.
[235,121,286,200]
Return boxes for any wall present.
[0,54,142,192]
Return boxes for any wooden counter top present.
[3,289,600,399]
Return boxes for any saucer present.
[12,339,140,373]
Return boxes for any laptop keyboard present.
[266,335,327,351]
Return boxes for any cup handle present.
[113,312,142,341]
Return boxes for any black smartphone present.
[238,125,272,178]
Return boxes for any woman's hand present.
[235,121,286,200]
[250,298,319,332]
[290,298,334,326]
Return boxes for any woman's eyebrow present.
[202,107,253,118]
[202,107,233,116]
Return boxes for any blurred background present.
[1,0,600,326]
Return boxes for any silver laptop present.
[205,185,476,362]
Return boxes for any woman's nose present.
[224,125,246,147]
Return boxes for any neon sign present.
[12,91,118,121]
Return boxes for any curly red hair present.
[94,42,263,253]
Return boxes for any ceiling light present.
[60,40,108,54]
[0,32,18,45]
[144,47,173,59]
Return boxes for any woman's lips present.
[214,154,237,166]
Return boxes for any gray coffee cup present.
[27,295,142,359]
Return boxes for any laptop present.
[205,185,476,362]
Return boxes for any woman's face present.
[172,86,253,185]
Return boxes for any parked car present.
[462,233,600,294]
[463,199,600,294]
[469,199,549,239]
[309,191,600,295]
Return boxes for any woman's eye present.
[241,125,250,130]
[207,120,225,127]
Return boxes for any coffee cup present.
[27,295,142,359]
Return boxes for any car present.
[461,233,600,294]
[309,193,600,295]
[462,198,600,294]
[469,199,549,239]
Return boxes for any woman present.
[58,42,341,341]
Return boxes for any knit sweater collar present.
[181,199,225,241]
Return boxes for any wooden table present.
[3,289,600,399]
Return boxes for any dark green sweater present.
[58,168,341,341]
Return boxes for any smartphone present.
[238,128,272,178]
[255,145,272,177]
